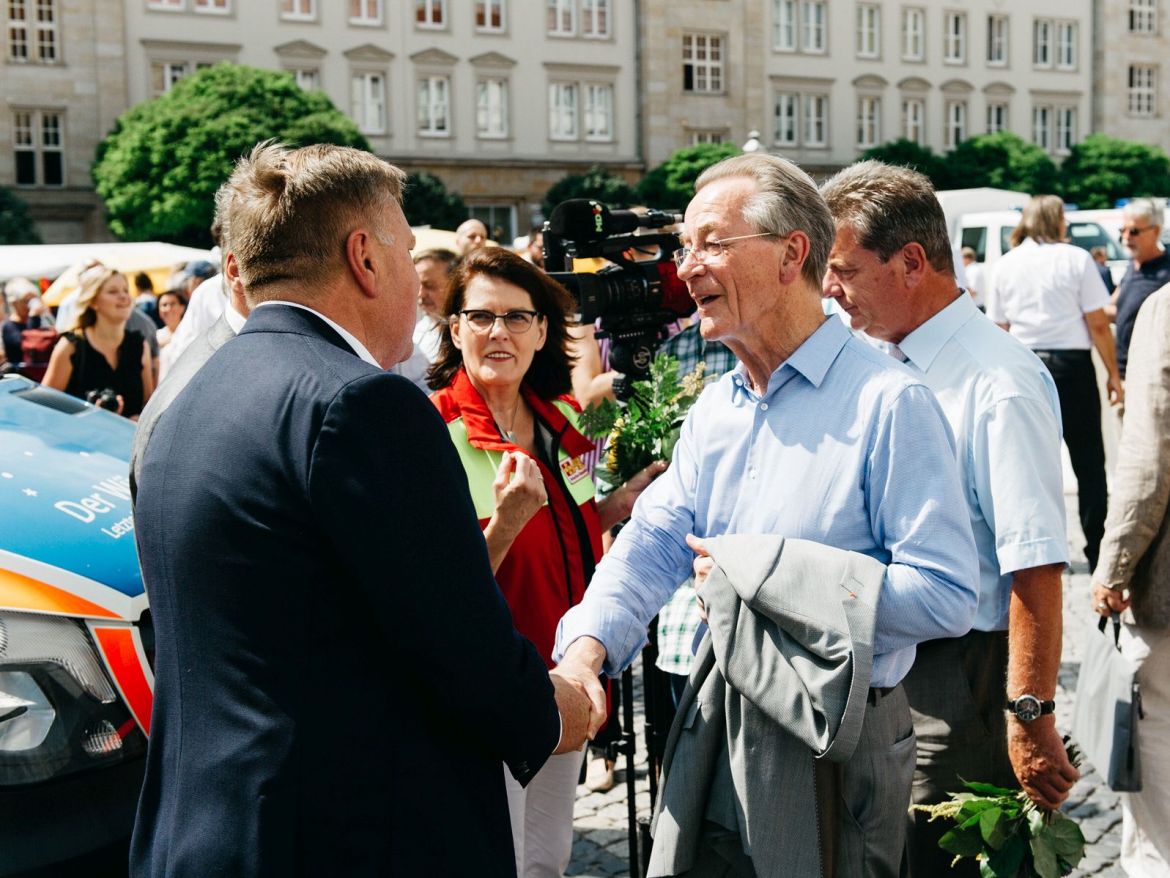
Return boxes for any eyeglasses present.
[672,232,779,268]
[1120,225,1157,238]
[457,309,542,333]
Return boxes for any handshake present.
[549,661,608,755]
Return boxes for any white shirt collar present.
[225,302,248,334]
[254,300,381,368]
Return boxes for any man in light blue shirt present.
[554,154,979,875]
[821,161,1079,877]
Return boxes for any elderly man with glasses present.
[1115,198,1170,380]
[553,153,979,877]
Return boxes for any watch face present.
[1015,695,1042,722]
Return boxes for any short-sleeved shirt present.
[1115,250,1170,378]
[985,238,1110,350]
[64,329,147,418]
[898,294,1069,631]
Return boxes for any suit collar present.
[240,302,361,360]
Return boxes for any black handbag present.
[1071,615,1142,791]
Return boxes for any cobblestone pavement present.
[567,488,1128,878]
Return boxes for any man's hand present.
[1106,373,1125,407]
[549,673,591,754]
[685,534,713,622]
[1007,718,1080,810]
[553,637,609,739]
[1092,581,1131,616]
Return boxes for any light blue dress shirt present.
[897,293,1068,631]
[555,317,980,687]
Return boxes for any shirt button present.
[760,403,769,411]
[749,468,758,479]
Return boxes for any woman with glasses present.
[428,247,656,878]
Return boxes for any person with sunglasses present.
[427,247,661,878]
[1115,198,1169,380]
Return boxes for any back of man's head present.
[223,142,406,303]
[820,160,955,276]
[694,153,835,288]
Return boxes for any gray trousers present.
[902,631,1014,878]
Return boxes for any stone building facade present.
[1092,0,1169,152]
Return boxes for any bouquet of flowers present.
[912,740,1086,878]
[578,353,706,485]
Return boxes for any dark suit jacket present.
[131,304,560,877]
[129,312,236,500]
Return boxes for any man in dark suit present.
[131,142,590,877]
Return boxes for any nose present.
[822,272,841,299]
[487,315,511,338]
[676,252,704,282]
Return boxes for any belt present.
[867,685,896,706]
[1032,349,1091,362]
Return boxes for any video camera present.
[544,199,694,397]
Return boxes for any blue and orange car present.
[0,374,153,874]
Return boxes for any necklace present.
[497,394,522,444]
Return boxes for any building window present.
[547,0,574,35]
[281,0,316,21]
[945,99,967,147]
[469,205,516,246]
[987,101,1008,132]
[1032,105,1051,150]
[416,0,444,27]
[151,61,189,94]
[1055,21,1076,69]
[582,0,609,37]
[417,76,449,136]
[802,0,827,52]
[13,109,63,187]
[774,90,829,147]
[690,130,726,145]
[549,82,578,139]
[774,93,798,145]
[193,0,230,12]
[7,0,58,63]
[1033,19,1052,67]
[293,68,319,90]
[682,33,723,93]
[1128,64,1157,116]
[901,7,925,61]
[987,14,1008,65]
[944,12,966,63]
[584,82,614,140]
[1056,106,1076,153]
[351,71,387,135]
[856,4,880,59]
[147,0,184,7]
[476,78,508,137]
[856,95,881,147]
[476,0,505,31]
[774,0,796,51]
[902,97,925,144]
[349,0,382,25]
[805,94,828,146]
[1129,0,1157,33]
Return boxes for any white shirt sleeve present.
[1076,251,1111,314]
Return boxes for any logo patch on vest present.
[560,454,589,484]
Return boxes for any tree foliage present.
[860,139,946,187]
[1058,133,1170,209]
[938,132,1058,194]
[542,164,637,218]
[92,63,370,247]
[0,187,42,244]
[636,143,741,211]
[402,172,469,230]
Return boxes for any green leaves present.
[580,353,705,484]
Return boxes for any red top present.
[432,368,603,668]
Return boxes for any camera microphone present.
[547,200,683,243]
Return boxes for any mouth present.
[485,352,514,361]
[694,293,720,308]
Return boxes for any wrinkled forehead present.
[682,178,754,243]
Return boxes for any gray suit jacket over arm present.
[649,535,884,878]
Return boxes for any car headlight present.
[0,612,145,786]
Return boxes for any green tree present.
[542,164,637,218]
[860,139,946,187]
[92,63,370,247]
[938,132,1058,194]
[0,187,42,244]
[636,143,740,211]
[1058,133,1170,209]
[402,172,468,230]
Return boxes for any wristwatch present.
[1006,694,1056,722]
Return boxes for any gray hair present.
[694,153,835,287]
[820,160,955,275]
[1123,198,1164,229]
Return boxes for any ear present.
[345,229,379,299]
[449,314,464,351]
[899,242,929,289]
[534,316,548,352]
[777,231,811,286]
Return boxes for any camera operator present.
[43,264,153,419]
